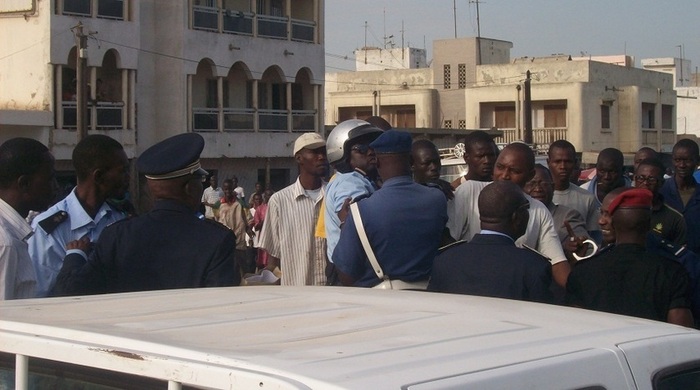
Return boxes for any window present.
[601,105,610,129]
[458,119,466,129]
[544,104,567,128]
[661,104,673,129]
[443,65,451,89]
[458,64,467,89]
[495,105,516,128]
[654,362,700,390]
[444,120,452,129]
[642,103,655,129]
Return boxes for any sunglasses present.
[351,144,371,154]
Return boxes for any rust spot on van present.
[90,348,145,360]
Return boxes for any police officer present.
[332,130,448,288]
[53,133,239,296]
[428,181,553,303]
[29,134,130,297]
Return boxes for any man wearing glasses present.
[635,158,687,247]
[322,119,384,270]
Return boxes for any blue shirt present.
[28,189,125,297]
[332,176,448,287]
[324,170,376,261]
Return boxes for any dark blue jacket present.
[428,233,553,303]
[54,200,238,295]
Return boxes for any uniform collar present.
[65,189,115,231]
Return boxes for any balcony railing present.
[291,19,315,43]
[494,127,568,148]
[97,0,124,20]
[96,102,123,129]
[223,10,254,35]
[61,101,123,130]
[193,108,316,132]
[193,5,218,31]
[292,110,315,132]
[63,0,91,17]
[258,109,288,132]
[193,108,220,132]
[257,14,287,39]
[60,0,124,20]
[223,108,255,132]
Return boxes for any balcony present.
[61,101,124,130]
[193,5,218,31]
[97,0,124,20]
[223,11,254,35]
[59,0,124,20]
[292,110,315,132]
[291,19,315,43]
[193,108,220,132]
[258,109,288,131]
[223,108,255,132]
[257,14,287,40]
[495,127,568,148]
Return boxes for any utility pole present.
[470,0,482,65]
[453,0,457,38]
[73,22,90,141]
[523,70,533,144]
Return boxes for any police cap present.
[369,129,412,154]
[137,133,208,180]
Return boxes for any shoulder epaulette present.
[521,244,551,262]
[37,211,69,234]
[438,240,466,253]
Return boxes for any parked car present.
[1,287,699,389]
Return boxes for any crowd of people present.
[1,119,699,329]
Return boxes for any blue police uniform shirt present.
[324,170,376,261]
[332,175,448,287]
[28,189,125,297]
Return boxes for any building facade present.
[0,0,325,205]
[325,37,677,161]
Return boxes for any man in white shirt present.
[259,133,329,286]
[448,142,570,288]
[0,138,57,299]
[201,175,223,220]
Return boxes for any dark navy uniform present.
[54,199,237,295]
[428,233,553,303]
[53,133,239,296]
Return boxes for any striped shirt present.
[0,198,37,299]
[259,177,327,286]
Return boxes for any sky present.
[324,0,699,74]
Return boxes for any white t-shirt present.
[447,180,566,265]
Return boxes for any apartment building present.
[325,37,677,160]
[0,0,324,203]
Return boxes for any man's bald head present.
[479,181,529,240]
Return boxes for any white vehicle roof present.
[1,287,698,389]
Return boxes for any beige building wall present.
[469,60,676,161]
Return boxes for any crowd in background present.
[1,119,699,329]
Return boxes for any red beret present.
[608,188,653,214]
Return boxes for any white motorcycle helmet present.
[326,119,384,172]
